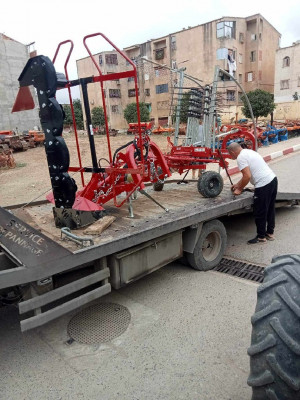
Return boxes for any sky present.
[2,0,300,100]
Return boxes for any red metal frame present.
[52,40,85,186]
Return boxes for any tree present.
[91,106,105,129]
[63,104,73,126]
[241,89,276,123]
[72,99,84,130]
[172,92,191,124]
[123,102,150,123]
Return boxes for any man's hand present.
[233,188,242,195]
[231,184,240,192]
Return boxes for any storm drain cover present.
[212,257,265,283]
[68,303,131,344]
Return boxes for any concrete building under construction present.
[0,34,39,132]
[76,14,281,129]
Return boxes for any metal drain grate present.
[68,303,131,344]
[212,257,265,283]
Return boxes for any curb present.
[227,143,300,176]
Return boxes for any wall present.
[0,34,39,132]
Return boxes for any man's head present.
[227,142,243,160]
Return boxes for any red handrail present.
[52,40,85,186]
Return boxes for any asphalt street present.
[0,152,299,400]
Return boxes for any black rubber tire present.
[197,171,223,198]
[186,219,227,271]
[153,167,164,192]
[248,254,300,400]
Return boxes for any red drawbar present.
[11,86,35,112]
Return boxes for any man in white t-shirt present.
[227,142,278,244]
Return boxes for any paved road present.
[0,153,299,400]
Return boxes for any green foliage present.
[72,99,84,130]
[123,102,150,123]
[241,89,276,122]
[63,105,73,126]
[172,92,190,124]
[91,106,105,128]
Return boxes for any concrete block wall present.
[0,35,40,132]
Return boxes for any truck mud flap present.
[19,268,111,332]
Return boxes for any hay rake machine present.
[12,33,170,229]
[159,66,257,198]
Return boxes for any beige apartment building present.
[76,14,281,130]
[273,41,300,120]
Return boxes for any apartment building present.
[76,14,281,129]
[273,41,300,120]
[0,34,39,131]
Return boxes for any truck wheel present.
[197,171,223,198]
[186,219,227,271]
[247,254,300,400]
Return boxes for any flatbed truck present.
[1,181,299,332]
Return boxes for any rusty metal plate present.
[0,207,71,267]
[67,302,131,344]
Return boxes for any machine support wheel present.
[197,171,223,198]
[186,219,227,271]
[153,167,164,192]
[248,254,300,400]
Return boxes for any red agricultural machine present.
[12,33,171,229]
[12,34,257,229]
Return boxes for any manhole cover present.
[68,302,131,344]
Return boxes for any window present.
[111,105,119,113]
[155,48,164,60]
[247,72,253,82]
[250,51,256,62]
[259,70,262,81]
[145,88,150,96]
[171,60,177,69]
[155,83,168,94]
[154,67,161,77]
[109,89,121,98]
[217,21,236,39]
[99,55,103,65]
[128,77,134,82]
[226,90,235,102]
[239,32,244,43]
[144,73,149,81]
[283,56,290,68]
[280,80,289,90]
[238,53,243,64]
[128,89,138,97]
[238,92,243,103]
[105,54,118,65]
[239,74,242,83]
[145,103,152,112]
[171,36,176,51]
[251,34,257,41]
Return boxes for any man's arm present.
[231,166,251,195]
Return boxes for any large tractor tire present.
[248,254,300,400]
[186,219,227,271]
[197,171,223,198]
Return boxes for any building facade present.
[76,14,281,129]
[0,34,39,132]
[273,41,300,120]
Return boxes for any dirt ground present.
[0,132,172,207]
